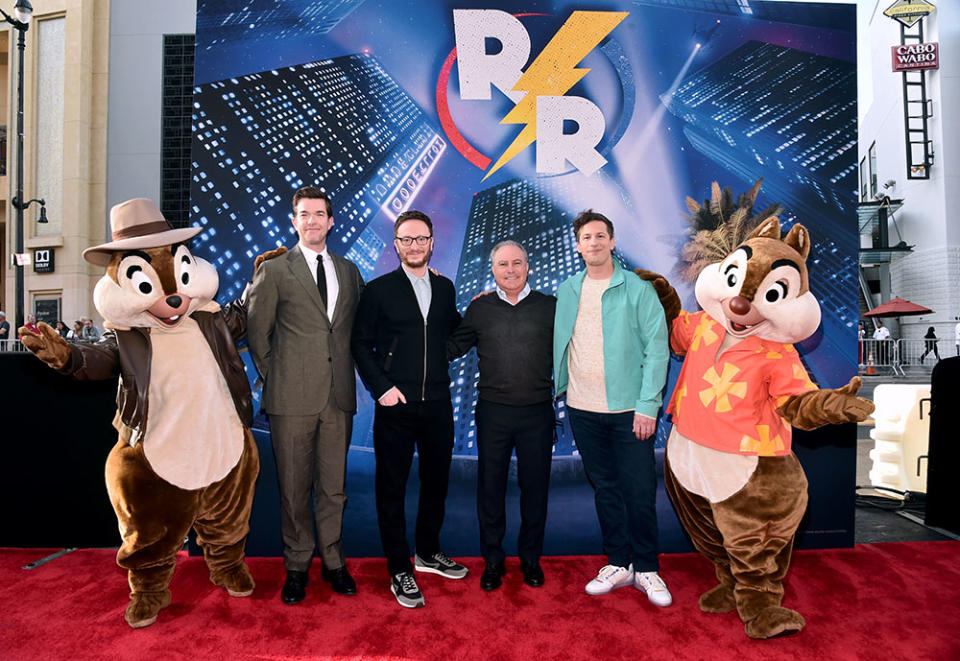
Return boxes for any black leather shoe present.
[480,562,506,591]
[521,561,544,588]
[321,565,357,595]
[281,570,308,605]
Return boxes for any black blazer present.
[352,267,460,402]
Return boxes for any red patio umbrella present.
[863,297,934,318]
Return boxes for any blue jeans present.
[567,407,659,572]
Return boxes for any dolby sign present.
[891,42,939,72]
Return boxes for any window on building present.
[161,34,196,228]
[859,157,868,201]
[868,142,878,199]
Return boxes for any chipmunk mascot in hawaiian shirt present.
[640,182,874,639]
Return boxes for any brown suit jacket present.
[247,244,364,415]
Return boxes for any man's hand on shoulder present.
[254,246,288,275]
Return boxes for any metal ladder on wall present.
[901,22,934,180]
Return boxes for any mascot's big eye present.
[176,250,194,287]
[723,262,739,288]
[764,281,788,303]
[125,265,154,296]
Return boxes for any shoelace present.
[432,551,454,566]
[398,572,418,592]
[597,565,627,582]
[638,573,666,591]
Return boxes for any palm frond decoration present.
[675,178,782,283]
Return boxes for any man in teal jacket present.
[553,210,671,607]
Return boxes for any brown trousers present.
[665,452,808,622]
[105,428,260,596]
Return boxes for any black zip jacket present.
[352,267,461,402]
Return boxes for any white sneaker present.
[634,571,672,607]
[585,564,634,595]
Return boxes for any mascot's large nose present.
[728,296,752,315]
[166,295,182,308]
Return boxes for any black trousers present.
[373,398,454,576]
[475,399,554,566]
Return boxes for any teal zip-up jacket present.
[553,261,669,418]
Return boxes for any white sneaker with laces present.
[585,564,634,595]
[634,571,672,607]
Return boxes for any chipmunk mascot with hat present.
[19,198,282,628]
[639,181,874,639]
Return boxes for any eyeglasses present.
[394,236,432,246]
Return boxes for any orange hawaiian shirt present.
[666,310,817,456]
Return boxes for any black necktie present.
[316,256,328,307]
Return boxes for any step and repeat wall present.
[6,1,861,553]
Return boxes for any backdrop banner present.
[191,0,859,556]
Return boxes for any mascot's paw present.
[212,562,255,597]
[253,246,287,274]
[125,590,172,629]
[699,583,736,613]
[744,606,805,640]
[634,268,681,325]
[18,321,71,369]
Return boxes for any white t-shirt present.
[873,326,890,341]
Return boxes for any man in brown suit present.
[247,186,364,604]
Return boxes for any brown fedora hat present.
[83,198,203,267]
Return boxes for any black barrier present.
[0,352,119,548]
[926,356,960,533]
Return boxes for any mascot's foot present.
[744,606,806,640]
[211,562,255,597]
[699,583,736,613]
[125,590,172,629]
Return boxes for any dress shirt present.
[495,283,531,306]
[299,242,339,322]
[402,265,432,320]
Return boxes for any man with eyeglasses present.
[352,210,466,608]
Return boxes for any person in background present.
[0,311,9,344]
[22,314,40,336]
[81,317,102,343]
[67,320,84,342]
[920,326,940,364]
[54,320,70,340]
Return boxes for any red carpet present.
[1,542,958,660]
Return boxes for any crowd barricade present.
[0,339,25,353]
[860,338,899,375]
[859,338,944,377]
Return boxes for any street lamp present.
[1,0,47,333]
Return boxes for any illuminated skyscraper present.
[665,40,859,383]
[197,0,368,47]
[629,0,853,30]
[190,53,445,299]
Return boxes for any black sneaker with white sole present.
[390,571,425,608]
[413,551,469,579]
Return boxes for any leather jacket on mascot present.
[20,198,282,629]
[639,182,874,639]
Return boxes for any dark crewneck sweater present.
[447,290,556,406]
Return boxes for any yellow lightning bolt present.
[482,11,628,181]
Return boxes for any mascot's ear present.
[748,216,781,241]
[783,223,811,260]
